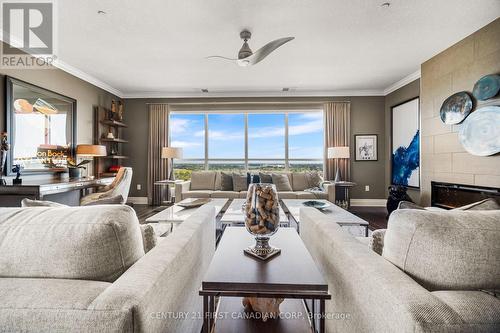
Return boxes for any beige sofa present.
[0,204,216,332]
[175,171,335,202]
[300,207,500,332]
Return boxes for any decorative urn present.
[243,183,281,260]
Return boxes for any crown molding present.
[52,59,124,97]
[383,69,421,95]
[0,31,124,98]
[122,89,386,99]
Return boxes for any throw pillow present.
[306,171,323,188]
[259,172,272,184]
[369,229,386,255]
[139,224,157,253]
[220,172,233,191]
[21,199,68,207]
[454,198,500,211]
[232,173,248,192]
[271,173,293,192]
[81,195,124,206]
[190,171,217,190]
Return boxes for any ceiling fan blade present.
[206,55,238,61]
[239,37,294,66]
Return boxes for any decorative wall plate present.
[473,74,500,101]
[439,91,473,124]
[459,106,500,156]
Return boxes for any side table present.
[333,181,356,209]
[153,179,182,205]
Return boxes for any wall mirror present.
[5,76,76,175]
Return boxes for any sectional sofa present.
[300,207,500,332]
[175,171,336,202]
[0,205,216,332]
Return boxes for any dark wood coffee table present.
[200,227,331,333]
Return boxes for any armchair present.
[80,167,133,206]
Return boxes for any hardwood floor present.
[349,206,388,230]
[133,204,388,231]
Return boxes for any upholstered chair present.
[80,167,133,206]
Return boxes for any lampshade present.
[76,144,107,157]
[328,146,350,159]
[161,147,183,159]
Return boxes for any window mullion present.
[245,113,248,171]
[204,113,208,170]
[285,113,289,171]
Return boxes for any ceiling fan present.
[207,30,294,67]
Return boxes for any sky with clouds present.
[170,112,323,160]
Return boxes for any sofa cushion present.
[210,191,240,199]
[0,277,111,310]
[272,173,293,192]
[21,198,67,207]
[296,191,316,199]
[292,173,309,191]
[232,173,248,192]
[0,278,131,332]
[383,209,500,291]
[259,172,273,184]
[0,205,144,282]
[183,190,213,199]
[81,195,124,206]
[190,171,217,190]
[278,191,297,199]
[431,290,500,326]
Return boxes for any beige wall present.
[123,96,387,199]
[0,54,121,180]
[420,18,500,205]
[384,79,421,203]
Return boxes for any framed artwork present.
[391,97,420,188]
[355,134,378,161]
[5,76,76,175]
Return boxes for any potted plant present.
[67,158,91,179]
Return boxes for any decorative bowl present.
[303,200,330,210]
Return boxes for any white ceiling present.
[54,0,499,97]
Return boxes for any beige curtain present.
[148,104,169,205]
[324,102,351,181]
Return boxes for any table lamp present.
[161,147,183,180]
[75,145,107,178]
[328,146,350,182]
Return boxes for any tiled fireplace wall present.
[420,18,500,206]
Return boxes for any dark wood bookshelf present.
[100,119,128,128]
[93,104,128,177]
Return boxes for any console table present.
[200,227,331,333]
[0,177,114,207]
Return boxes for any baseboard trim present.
[351,199,387,207]
[128,197,148,205]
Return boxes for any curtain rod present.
[145,100,351,105]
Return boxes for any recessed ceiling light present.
[381,2,390,8]
[97,10,107,15]
[201,89,209,93]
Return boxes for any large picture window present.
[170,110,323,179]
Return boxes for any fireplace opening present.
[431,181,500,209]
